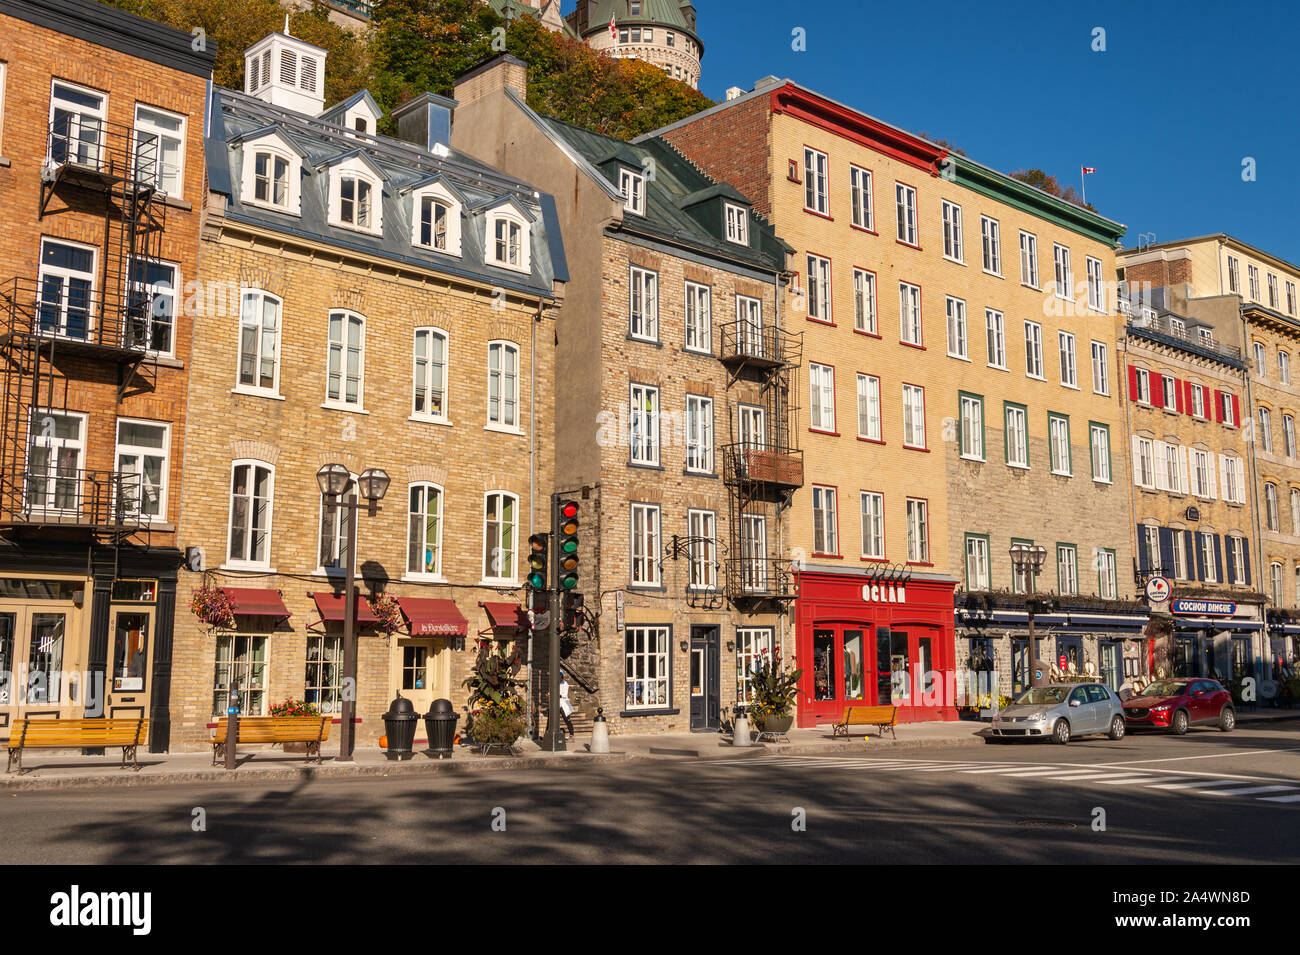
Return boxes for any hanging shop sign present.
[1170,598,1236,616]
[1144,576,1171,603]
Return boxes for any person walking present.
[559,674,575,738]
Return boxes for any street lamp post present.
[316,463,390,763]
[1009,543,1049,688]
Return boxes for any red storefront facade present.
[794,570,959,726]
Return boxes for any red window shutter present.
[1151,376,1165,409]
[1174,378,1184,413]
[1183,380,1194,415]
[1128,364,1139,400]
[1214,390,1224,422]
[1232,394,1241,425]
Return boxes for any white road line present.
[1100,748,1300,766]
[1201,785,1297,797]
[1091,775,1184,786]
[961,766,1049,774]
[998,768,1101,777]
[1258,793,1300,803]
[1018,771,1123,780]
[1145,779,1254,791]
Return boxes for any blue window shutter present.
[1243,543,1251,586]
[1137,524,1150,573]
[1193,533,1206,580]
[1226,537,1237,584]
[1213,535,1223,583]
[1158,528,1174,575]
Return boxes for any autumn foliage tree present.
[1009,168,1094,211]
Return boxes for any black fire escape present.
[0,114,164,547]
[719,317,803,606]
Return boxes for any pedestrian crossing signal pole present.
[541,494,566,751]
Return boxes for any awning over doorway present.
[479,601,528,635]
[398,597,468,637]
[1173,617,1263,633]
[222,587,291,618]
[309,591,379,625]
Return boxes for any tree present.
[917,133,965,156]
[1010,168,1094,211]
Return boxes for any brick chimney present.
[1124,247,1193,291]
[453,55,528,108]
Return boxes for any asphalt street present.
[3,722,1297,864]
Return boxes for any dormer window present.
[355,117,368,134]
[411,183,462,256]
[326,156,385,235]
[725,202,748,245]
[339,174,373,229]
[620,167,646,215]
[488,211,530,272]
[253,151,289,207]
[240,132,302,215]
[630,0,641,14]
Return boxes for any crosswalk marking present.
[1092,775,1179,786]
[1201,785,1296,797]
[1258,793,1300,803]
[1145,779,1254,791]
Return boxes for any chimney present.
[453,55,528,109]
[243,32,327,115]
[725,86,744,101]
[392,92,459,152]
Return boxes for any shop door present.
[689,625,720,731]
[106,610,152,720]
[1056,635,1083,678]
[1099,641,1121,691]
[807,625,872,725]
[397,639,449,718]
[1,606,76,719]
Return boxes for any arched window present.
[483,491,518,583]
[412,184,462,255]
[325,310,365,409]
[412,327,449,421]
[227,460,274,568]
[487,340,519,429]
[487,211,530,272]
[407,483,444,578]
[318,471,359,572]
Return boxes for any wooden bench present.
[6,718,148,775]
[209,716,331,766]
[832,704,898,740]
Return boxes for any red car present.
[1122,679,1236,734]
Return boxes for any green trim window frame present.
[1004,401,1029,468]
[1088,421,1112,484]
[964,532,991,590]
[959,391,984,461]
[1097,547,1118,600]
[1011,536,1035,593]
[1056,543,1078,596]
[1048,412,1071,476]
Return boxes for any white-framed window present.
[809,363,836,432]
[736,627,773,704]
[860,492,884,559]
[629,266,659,342]
[960,394,984,461]
[740,514,768,592]
[980,215,1002,275]
[1265,482,1280,531]
[902,383,926,449]
[1159,441,1183,493]
[1097,549,1118,599]
[412,327,448,421]
[905,498,929,563]
[1048,414,1071,475]
[1271,562,1284,605]
[488,210,530,272]
[24,410,84,515]
[735,295,763,357]
[724,202,749,245]
[945,296,968,359]
[1199,327,1215,348]
[1057,545,1078,596]
[114,418,169,520]
[1090,424,1111,483]
[812,485,838,555]
[237,288,281,395]
[406,483,443,578]
[1086,256,1105,311]
[1292,488,1300,533]
[1131,368,1151,404]
[1227,536,1246,585]
[1189,448,1213,498]
[1058,331,1077,387]
[1160,375,1178,409]
[1024,320,1044,379]
[899,281,922,345]
[1259,407,1273,452]
[482,491,518,583]
[329,162,381,233]
[1005,405,1028,468]
[37,237,96,341]
[1053,244,1073,300]
[1142,526,1161,576]
[684,281,711,353]
[803,147,828,215]
[49,80,105,168]
[247,145,293,212]
[1285,415,1296,458]
[227,460,274,568]
[1288,281,1298,316]
[686,509,717,591]
[896,182,918,245]
[1222,391,1237,426]
[1019,231,1039,288]
[133,104,185,197]
[305,635,343,714]
[1190,384,1206,418]
[318,471,358,572]
[850,165,873,230]
[986,308,1006,368]
[1248,264,1260,300]
[1201,533,1218,583]
[1281,351,1291,384]
[685,394,713,473]
[213,635,267,718]
[806,254,832,323]
[620,166,646,215]
[325,310,365,409]
[630,502,662,586]
[941,199,963,262]
[128,259,177,355]
[1134,437,1156,489]
[624,625,669,709]
[1227,255,1240,293]
[1221,455,1240,504]
[412,185,462,255]
[1091,341,1109,395]
[853,269,877,334]
[965,535,990,590]
[487,340,520,429]
[629,382,660,465]
[856,374,881,441]
[1171,530,1188,580]
[1254,342,1267,377]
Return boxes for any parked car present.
[988,682,1126,744]
[1122,679,1235,734]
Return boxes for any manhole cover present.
[1015,818,1079,830]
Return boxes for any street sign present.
[1145,575,1172,603]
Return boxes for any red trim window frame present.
[848,163,876,235]
[808,360,839,436]
[805,251,834,326]
[852,266,880,337]
[859,488,887,562]
[802,144,832,220]
[811,483,842,558]
[905,494,932,566]
[895,179,921,249]
[786,158,801,183]
[899,280,924,349]
[901,380,928,451]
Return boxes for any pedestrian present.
[559,674,575,738]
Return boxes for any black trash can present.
[382,694,418,761]
[424,698,459,759]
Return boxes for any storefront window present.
[1011,638,1029,696]
[213,634,267,717]
[890,630,910,699]
[813,629,836,701]
[1172,636,1196,678]
[843,630,864,701]
[1232,638,1250,681]
[968,637,994,671]
[876,628,892,703]
[916,636,933,697]
[0,613,13,705]
[1099,641,1121,690]
[305,635,343,712]
[27,613,65,703]
[735,628,771,704]
[111,613,149,691]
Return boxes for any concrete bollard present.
[733,710,752,747]
[590,706,610,753]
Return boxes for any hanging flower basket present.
[369,592,403,636]
[190,583,235,629]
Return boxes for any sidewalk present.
[2,710,1295,791]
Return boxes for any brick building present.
[169,33,566,751]
[451,56,796,736]
[0,0,212,752]
[649,78,1141,723]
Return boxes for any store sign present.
[1170,598,1236,616]
[862,583,907,604]
[1145,576,1171,603]
[113,677,144,692]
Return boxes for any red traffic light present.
[560,501,579,519]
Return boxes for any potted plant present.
[461,640,527,753]
[190,583,235,629]
[369,591,403,636]
[268,699,321,752]
[747,647,803,734]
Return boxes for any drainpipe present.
[527,296,543,737]
[1242,308,1266,644]
[1120,333,1140,593]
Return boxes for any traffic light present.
[527,532,549,595]
[557,499,579,590]
[562,590,585,631]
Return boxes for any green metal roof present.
[488,0,579,39]
[568,0,700,42]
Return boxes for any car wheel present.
[1171,709,1189,735]
[1052,719,1071,744]
[1219,706,1236,732]
[1108,715,1126,740]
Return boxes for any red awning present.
[309,592,379,624]
[222,588,291,618]
[479,601,528,633]
[398,597,468,637]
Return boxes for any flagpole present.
[1080,166,1086,206]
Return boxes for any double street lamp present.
[1009,543,1049,688]
[316,462,390,762]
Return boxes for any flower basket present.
[190,583,235,629]
[369,592,403,636]
[469,700,526,753]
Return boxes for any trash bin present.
[381,694,418,761]
[424,698,459,759]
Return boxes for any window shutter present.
[1193,533,1206,580]
[1131,435,1142,485]
[1243,541,1251,585]
[1213,390,1223,422]
[1206,451,1218,498]
[1153,440,1168,490]
[1151,378,1165,409]
[1235,458,1246,503]
[1218,456,1229,499]
[280,49,297,85]
[1232,394,1241,425]
[1158,528,1174,574]
[1128,364,1139,400]
[1226,537,1238,584]
[1137,524,1150,573]
[1174,379,1184,413]
[1179,447,1190,494]
[1214,535,1224,583]
[300,56,318,93]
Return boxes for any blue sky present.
[641,0,1300,262]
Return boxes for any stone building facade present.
[568,0,703,89]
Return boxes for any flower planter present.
[756,714,793,734]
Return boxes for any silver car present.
[988,682,1126,744]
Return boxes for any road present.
[3,721,1297,864]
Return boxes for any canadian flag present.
[609,14,617,40]
[1081,166,1097,175]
